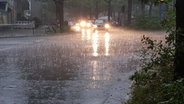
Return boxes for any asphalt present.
[0,27,166,104]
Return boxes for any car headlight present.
[86,23,91,27]
[105,24,110,29]
[94,25,97,28]
[75,25,80,31]
[80,21,86,27]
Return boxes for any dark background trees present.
[38,0,170,29]
[127,0,132,25]
[53,0,64,30]
[104,0,112,22]
[175,0,184,79]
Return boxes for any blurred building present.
[0,0,16,24]
[27,0,50,24]
[0,0,54,25]
[30,0,42,19]
[0,0,30,24]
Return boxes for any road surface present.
[0,28,165,104]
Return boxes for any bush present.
[160,79,184,104]
[126,8,184,104]
[126,35,175,104]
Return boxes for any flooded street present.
[0,28,165,104]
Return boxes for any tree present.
[65,0,101,19]
[16,0,29,20]
[127,0,132,25]
[53,0,64,30]
[104,0,112,22]
[175,0,184,79]
[139,0,157,16]
[95,0,99,19]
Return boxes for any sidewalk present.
[0,28,47,38]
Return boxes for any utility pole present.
[175,0,184,79]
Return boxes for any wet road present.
[0,28,165,104]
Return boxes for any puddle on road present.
[10,42,133,104]
[0,29,146,104]
[17,45,78,81]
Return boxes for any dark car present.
[93,19,110,31]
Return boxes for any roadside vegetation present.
[130,15,162,30]
[126,6,184,104]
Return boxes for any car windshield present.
[95,20,104,24]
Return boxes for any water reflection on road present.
[105,32,110,56]
[92,31,99,57]
[81,29,111,57]
[0,28,165,104]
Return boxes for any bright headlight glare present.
[94,25,97,28]
[75,26,80,31]
[80,21,86,27]
[87,23,91,27]
[105,24,110,28]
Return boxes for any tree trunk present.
[159,3,163,20]
[127,0,132,25]
[60,1,64,29]
[175,0,184,79]
[54,0,64,30]
[0,12,3,23]
[112,9,116,21]
[95,0,99,19]
[141,2,145,15]
[149,2,153,16]
[117,11,121,25]
[107,0,112,22]
[89,7,92,19]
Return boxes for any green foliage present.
[126,3,184,104]
[131,15,162,30]
[127,34,174,104]
[162,8,176,45]
[139,0,173,4]
[159,79,184,104]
